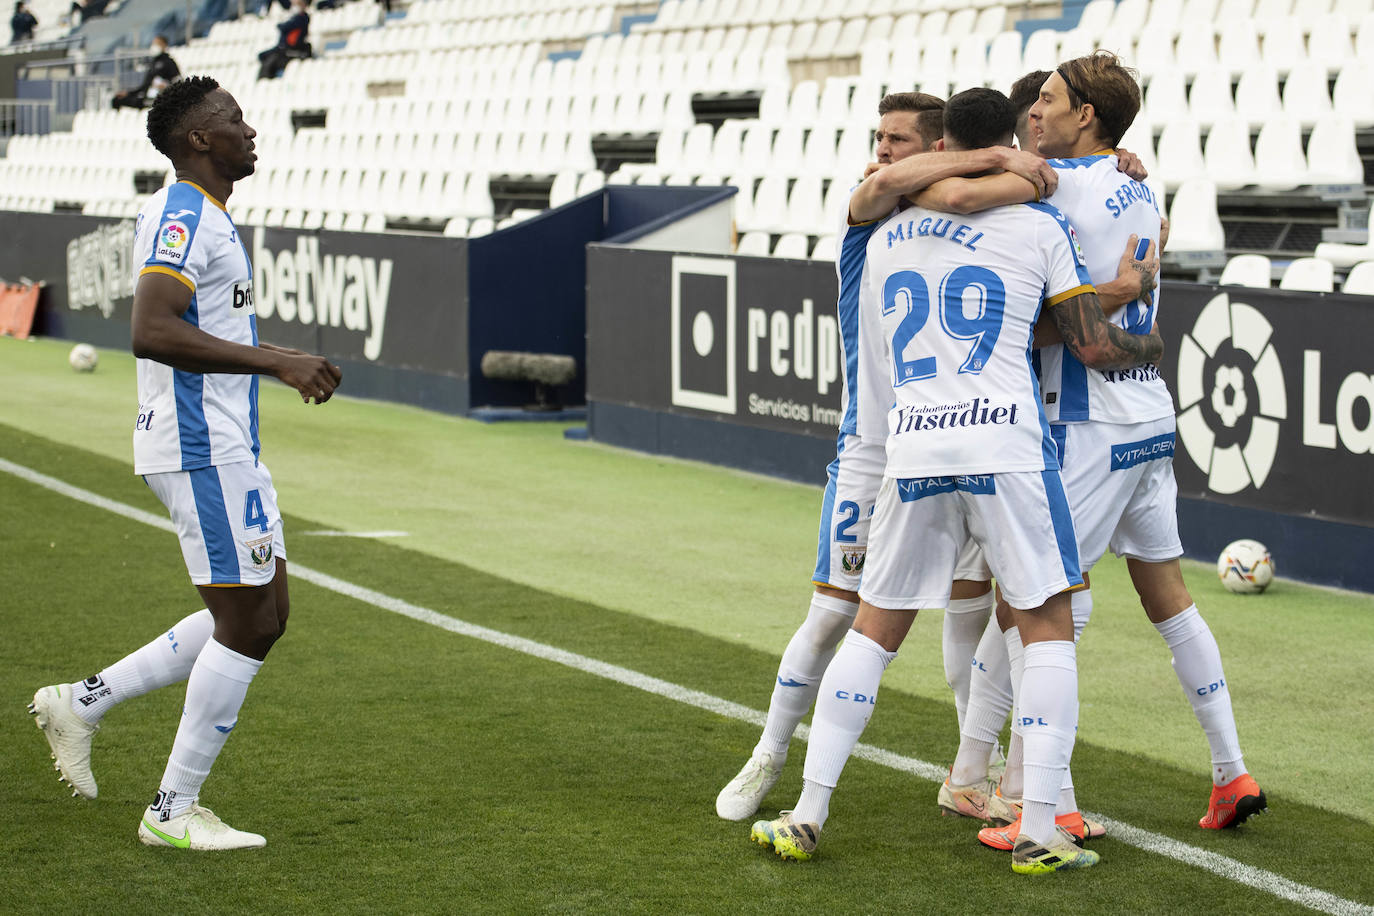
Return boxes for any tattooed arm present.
[1048,291,1163,370]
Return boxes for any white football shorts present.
[145,459,286,587]
[1052,415,1183,569]
[859,470,1083,611]
[812,434,992,591]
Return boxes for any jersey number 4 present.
[882,265,1006,387]
[244,489,269,533]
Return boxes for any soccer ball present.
[1216,539,1274,594]
[68,343,98,372]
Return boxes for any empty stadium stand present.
[2,0,1371,285]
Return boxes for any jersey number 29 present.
[882,265,1006,387]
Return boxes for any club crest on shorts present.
[841,546,866,574]
[245,534,274,568]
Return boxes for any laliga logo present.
[159,223,188,249]
[1175,293,1288,495]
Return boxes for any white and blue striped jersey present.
[836,207,894,442]
[865,201,1095,477]
[1037,153,1171,424]
[132,180,260,474]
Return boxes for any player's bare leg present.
[717,584,857,820]
[1127,557,1265,828]
[138,559,289,850]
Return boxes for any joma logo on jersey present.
[253,236,392,360]
[232,281,255,311]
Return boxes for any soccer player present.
[28,75,342,850]
[715,91,1059,822]
[925,53,1264,841]
[749,87,1163,873]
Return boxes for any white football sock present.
[68,609,215,724]
[1018,640,1078,845]
[756,592,856,757]
[942,590,995,730]
[1154,605,1246,785]
[1071,588,1092,642]
[150,639,262,821]
[999,625,1026,800]
[797,631,896,829]
[952,613,1014,784]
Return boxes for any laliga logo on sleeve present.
[155,221,189,263]
[1175,293,1288,494]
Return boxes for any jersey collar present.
[177,179,228,212]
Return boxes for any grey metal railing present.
[0,98,56,138]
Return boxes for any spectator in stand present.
[11,1,37,43]
[256,0,310,80]
[112,35,181,110]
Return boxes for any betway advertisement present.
[587,248,846,440]
[1158,285,1374,530]
[0,210,468,390]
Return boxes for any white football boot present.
[715,750,785,821]
[139,804,266,850]
[29,685,100,799]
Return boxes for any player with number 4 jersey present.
[28,76,341,851]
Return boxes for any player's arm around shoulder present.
[131,273,342,404]
[1047,290,1162,370]
[909,148,1057,215]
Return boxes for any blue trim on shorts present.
[190,465,240,584]
[1050,424,1068,468]
[1041,469,1083,588]
[812,432,848,583]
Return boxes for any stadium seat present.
[785,174,826,234]
[1252,116,1307,190]
[1107,0,1150,32]
[1074,0,1116,39]
[1203,116,1258,190]
[1342,261,1374,294]
[811,234,837,260]
[1218,19,1262,74]
[1020,28,1061,71]
[1145,69,1189,129]
[1219,254,1273,287]
[772,232,811,258]
[736,230,771,255]
[1333,59,1374,127]
[1279,257,1335,292]
[1234,63,1282,123]
[1282,62,1334,126]
[1134,26,1176,80]
[1155,118,1207,190]
[1308,12,1355,70]
[1306,115,1365,186]
[1167,178,1226,253]
[1173,26,1219,77]
[1260,17,1306,75]
[772,125,807,176]
[1188,65,1237,127]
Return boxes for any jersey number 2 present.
[882,265,1007,387]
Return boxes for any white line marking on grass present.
[4,456,1370,916]
[299,530,410,538]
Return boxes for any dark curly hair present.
[146,75,219,159]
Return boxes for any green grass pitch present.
[1,337,1370,913]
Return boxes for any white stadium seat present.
[1279,257,1335,292]
[1220,254,1273,287]
[1342,261,1374,295]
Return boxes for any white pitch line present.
[3,456,1369,916]
[299,530,410,538]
